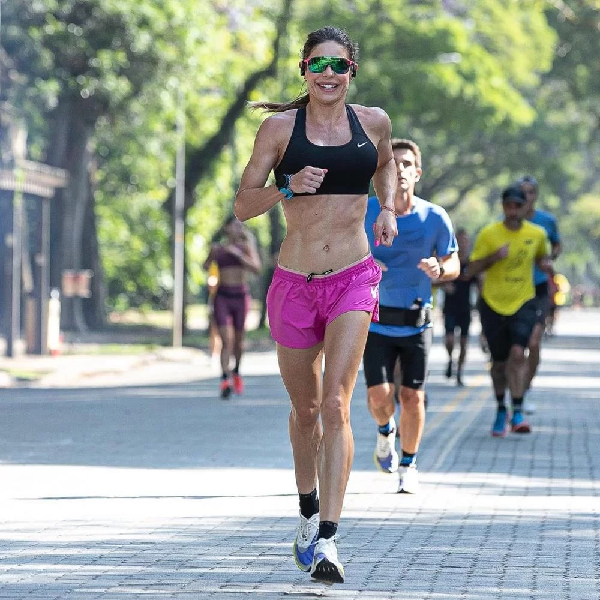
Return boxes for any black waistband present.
[378,305,431,328]
[216,287,248,299]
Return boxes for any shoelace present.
[298,517,316,543]
[315,536,339,561]
[376,431,393,454]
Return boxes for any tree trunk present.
[163,0,294,342]
[46,95,95,332]
[82,163,107,330]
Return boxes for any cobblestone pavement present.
[1,316,599,598]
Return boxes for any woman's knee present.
[291,400,321,429]
[320,393,351,431]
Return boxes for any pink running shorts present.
[267,254,381,349]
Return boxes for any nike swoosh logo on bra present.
[358,142,367,148]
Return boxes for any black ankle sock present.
[496,393,506,409]
[512,397,523,412]
[221,373,229,380]
[400,450,416,466]
[317,521,337,540]
[299,489,319,519]
[233,365,239,375]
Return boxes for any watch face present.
[275,174,287,188]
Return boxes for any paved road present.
[0,311,599,599]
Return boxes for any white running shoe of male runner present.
[374,416,399,473]
[398,463,419,494]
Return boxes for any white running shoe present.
[397,463,419,494]
[374,417,399,473]
[292,512,319,572]
[523,396,537,414]
[311,537,344,584]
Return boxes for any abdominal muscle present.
[218,267,248,287]
[278,193,370,274]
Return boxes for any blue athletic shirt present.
[528,209,559,285]
[365,195,457,337]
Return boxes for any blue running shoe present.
[511,410,531,434]
[293,512,319,572]
[311,537,344,585]
[374,417,399,473]
[492,408,508,437]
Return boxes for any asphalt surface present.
[0,309,599,599]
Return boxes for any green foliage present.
[3,0,600,314]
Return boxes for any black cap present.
[502,186,526,204]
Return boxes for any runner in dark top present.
[442,228,478,386]
[203,215,261,398]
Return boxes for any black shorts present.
[478,298,537,362]
[534,282,550,324]
[444,310,471,336]
[363,328,433,390]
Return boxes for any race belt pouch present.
[378,305,431,328]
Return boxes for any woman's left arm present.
[368,108,397,246]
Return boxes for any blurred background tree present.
[1,0,598,333]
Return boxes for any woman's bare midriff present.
[218,267,248,287]
[279,193,370,273]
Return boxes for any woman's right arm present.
[202,244,217,271]
[234,117,285,222]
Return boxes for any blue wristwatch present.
[276,174,294,200]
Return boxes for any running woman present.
[234,26,397,584]
[203,216,261,398]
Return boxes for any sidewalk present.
[0,310,599,598]
[0,345,215,389]
[1,307,598,388]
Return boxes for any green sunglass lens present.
[308,57,350,74]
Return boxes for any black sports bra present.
[274,105,378,196]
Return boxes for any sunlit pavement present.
[0,310,599,599]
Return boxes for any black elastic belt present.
[378,305,431,328]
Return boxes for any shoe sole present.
[221,387,231,399]
[397,487,418,494]
[311,558,344,584]
[511,424,531,433]
[491,430,507,437]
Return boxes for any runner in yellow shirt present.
[468,186,552,436]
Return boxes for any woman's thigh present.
[277,342,324,414]
[323,310,372,403]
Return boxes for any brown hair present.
[391,138,422,169]
[252,26,358,113]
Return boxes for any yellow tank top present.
[470,221,548,315]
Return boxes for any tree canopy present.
[2,0,599,325]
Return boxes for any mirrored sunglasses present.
[303,56,356,75]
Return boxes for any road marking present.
[429,386,489,472]
[424,374,487,437]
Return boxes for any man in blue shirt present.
[517,176,561,413]
[363,139,460,494]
